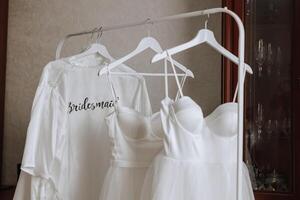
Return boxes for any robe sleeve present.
[20,80,65,179]
[14,65,66,200]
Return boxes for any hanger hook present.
[96,26,103,43]
[89,27,99,45]
[205,14,210,29]
[145,18,153,37]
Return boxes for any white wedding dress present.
[141,55,255,200]
[98,71,164,200]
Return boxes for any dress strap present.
[164,51,185,99]
[232,68,247,102]
[105,64,119,109]
[164,58,169,98]
[175,73,187,101]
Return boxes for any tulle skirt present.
[141,153,255,200]
[99,164,148,200]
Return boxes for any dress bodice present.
[161,96,239,164]
[106,106,162,168]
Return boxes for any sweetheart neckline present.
[166,95,237,121]
[165,96,238,139]
[109,96,238,141]
[108,105,161,142]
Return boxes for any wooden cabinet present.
[0,186,15,200]
[0,0,8,185]
[222,0,300,199]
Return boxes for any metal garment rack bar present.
[56,7,246,200]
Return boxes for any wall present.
[3,0,221,184]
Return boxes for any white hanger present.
[151,20,253,74]
[72,42,113,62]
[70,27,114,63]
[99,36,194,77]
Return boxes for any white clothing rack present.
[56,7,247,200]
